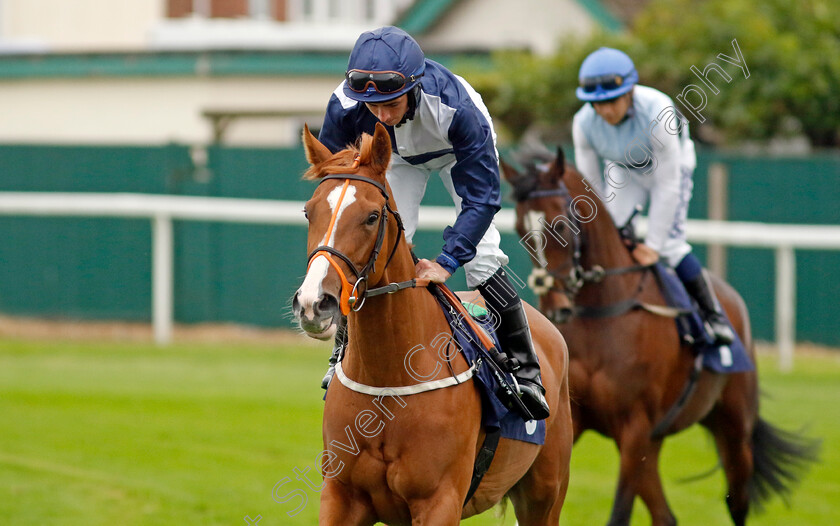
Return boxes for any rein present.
[518,174,661,323]
[307,150,503,510]
[308,163,525,417]
[306,171,518,404]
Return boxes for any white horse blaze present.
[297,185,358,315]
[525,210,547,261]
[524,210,546,232]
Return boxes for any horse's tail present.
[748,417,820,511]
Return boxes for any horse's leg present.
[319,480,376,526]
[632,441,678,526]
[702,375,757,526]
[407,490,464,526]
[606,422,639,526]
[608,417,676,526]
[705,281,758,526]
[508,439,570,525]
[509,378,574,525]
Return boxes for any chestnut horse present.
[501,150,818,526]
[291,123,574,525]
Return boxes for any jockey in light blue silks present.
[316,26,549,420]
[572,47,734,345]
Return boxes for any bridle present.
[306,169,405,315]
[522,183,590,296]
[517,168,653,324]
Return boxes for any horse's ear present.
[499,157,522,184]
[302,124,333,167]
[368,122,392,175]
[542,146,566,186]
[555,146,566,177]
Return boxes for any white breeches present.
[386,155,509,289]
[604,165,695,267]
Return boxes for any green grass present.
[0,338,837,525]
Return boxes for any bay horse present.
[501,149,818,526]
[291,122,574,525]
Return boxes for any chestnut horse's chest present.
[321,382,482,508]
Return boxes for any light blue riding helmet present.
[343,26,426,103]
[576,47,639,102]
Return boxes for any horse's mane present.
[508,148,599,208]
[558,161,595,202]
[303,134,376,180]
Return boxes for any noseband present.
[306,171,404,315]
[520,181,590,308]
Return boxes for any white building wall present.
[418,0,597,55]
[0,0,605,145]
[0,0,415,52]
[0,0,602,54]
[0,0,163,51]
[0,76,339,145]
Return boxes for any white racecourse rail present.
[1,192,838,371]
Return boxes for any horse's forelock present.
[510,170,539,202]
[357,134,374,165]
[510,157,578,203]
[302,130,389,185]
[302,149,361,180]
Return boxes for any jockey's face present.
[365,94,409,127]
[592,91,633,125]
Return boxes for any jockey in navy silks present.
[317,26,550,420]
[572,47,734,345]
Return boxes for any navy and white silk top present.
[319,59,501,274]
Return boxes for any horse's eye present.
[366,212,380,225]
[302,207,309,220]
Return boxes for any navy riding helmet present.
[343,26,426,103]
[576,47,639,102]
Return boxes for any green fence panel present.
[0,217,152,319]
[721,154,840,345]
[0,144,192,321]
[185,147,313,328]
[0,144,837,344]
[0,143,191,193]
[196,146,470,329]
[214,224,308,328]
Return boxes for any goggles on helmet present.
[345,69,424,95]
[580,73,627,94]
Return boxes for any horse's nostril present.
[292,292,302,317]
[314,294,339,317]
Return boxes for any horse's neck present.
[578,203,646,304]
[344,245,448,386]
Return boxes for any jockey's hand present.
[632,243,660,266]
[415,259,452,283]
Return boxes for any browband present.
[320,173,389,199]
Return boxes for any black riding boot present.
[321,316,348,390]
[479,269,550,421]
[683,270,735,345]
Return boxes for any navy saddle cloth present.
[653,263,754,373]
[436,297,546,446]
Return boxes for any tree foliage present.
[468,0,840,147]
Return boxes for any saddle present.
[427,282,547,504]
[427,282,546,428]
[619,218,753,373]
[651,264,754,373]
